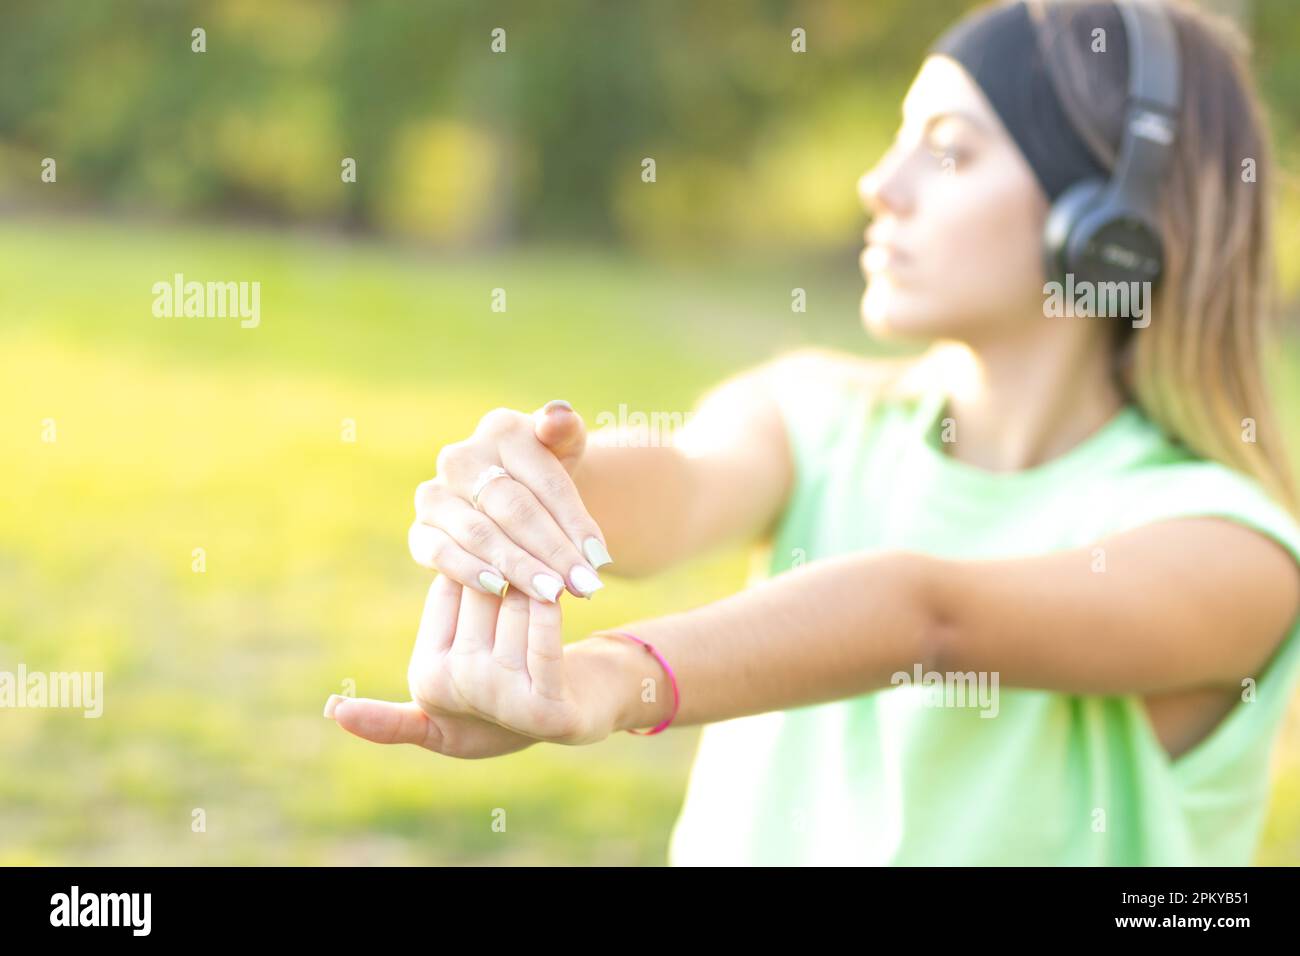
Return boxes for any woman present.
[327,0,1300,865]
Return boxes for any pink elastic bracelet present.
[605,630,680,735]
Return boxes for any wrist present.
[564,638,633,740]
[568,631,675,734]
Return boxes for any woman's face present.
[858,55,1050,343]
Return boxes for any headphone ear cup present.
[1043,178,1107,286]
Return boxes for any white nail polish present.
[478,570,508,596]
[324,694,346,719]
[583,537,613,569]
[532,574,563,602]
[570,565,604,597]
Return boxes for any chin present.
[859,285,946,342]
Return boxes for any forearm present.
[570,438,701,578]
[572,367,792,579]
[568,518,1300,734]
[571,550,945,731]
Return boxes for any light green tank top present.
[668,356,1300,865]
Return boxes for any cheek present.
[925,178,1045,306]
[860,162,1048,338]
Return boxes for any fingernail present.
[478,570,508,596]
[532,574,564,603]
[324,694,347,719]
[544,399,572,414]
[583,537,613,569]
[570,565,605,597]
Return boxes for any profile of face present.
[858,55,1051,343]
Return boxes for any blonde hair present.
[1030,0,1297,514]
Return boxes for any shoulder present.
[1109,450,1300,559]
[731,348,926,480]
[1101,450,1300,625]
[754,346,918,409]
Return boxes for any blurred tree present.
[0,0,1294,266]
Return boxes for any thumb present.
[326,695,439,750]
[532,399,587,472]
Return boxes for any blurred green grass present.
[2,217,1299,864]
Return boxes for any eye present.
[924,119,970,168]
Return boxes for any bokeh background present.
[1,0,1298,865]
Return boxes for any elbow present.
[920,610,959,680]
[893,551,957,678]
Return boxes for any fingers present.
[501,423,612,577]
[453,586,502,656]
[417,404,610,603]
[437,574,564,694]
[531,400,587,470]
[412,573,462,665]
[408,523,508,597]
[473,474,604,599]
[444,588,509,728]
[492,587,531,673]
[408,575,481,723]
[328,696,441,749]
[526,596,566,700]
[378,577,571,748]
[327,696,536,759]
[414,486,567,603]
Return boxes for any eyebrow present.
[923,110,988,137]
[901,107,990,138]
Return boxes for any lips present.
[861,242,907,275]
[863,227,909,271]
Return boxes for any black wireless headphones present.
[1042,0,1181,291]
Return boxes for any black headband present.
[928,0,1126,202]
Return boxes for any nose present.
[858,142,912,219]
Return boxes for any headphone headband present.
[1041,0,1182,294]
[1118,0,1181,111]
[1110,0,1181,221]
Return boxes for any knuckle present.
[424,531,449,564]
[538,471,573,502]
[463,516,497,550]
[527,642,565,666]
[506,551,538,585]
[433,442,456,475]
[407,522,425,555]
[490,649,527,674]
[479,407,523,438]
[413,479,441,514]
[502,491,539,526]
[542,538,572,567]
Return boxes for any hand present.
[328,575,620,756]
[410,401,613,604]
[327,693,538,759]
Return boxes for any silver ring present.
[470,465,510,511]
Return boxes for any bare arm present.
[575,517,1300,730]
[570,351,820,577]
